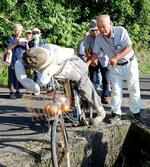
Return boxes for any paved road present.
[0,74,150,166]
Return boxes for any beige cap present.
[32,28,41,33]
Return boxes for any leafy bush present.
[0,63,8,86]
[0,0,149,50]
[59,0,150,49]
[0,0,149,83]
[0,0,88,49]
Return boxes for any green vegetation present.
[0,63,8,86]
[0,0,149,86]
[0,0,149,49]
[136,49,150,74]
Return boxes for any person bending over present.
[15,44,106,126]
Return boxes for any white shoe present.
[95,86,101,91]
[93,107,106,127]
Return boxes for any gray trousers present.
[78,75,102,110]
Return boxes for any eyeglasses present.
[91,29,98,32]
[33,31,40,35]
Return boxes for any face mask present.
[33,34,40,40]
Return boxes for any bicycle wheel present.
[51,115,70,167]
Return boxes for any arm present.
[84,48,91,60]
[7,41,19,50]
[6,37,20,50]
[109,44,133,66]
[15,60,40,95]
[83,35,92,60]
[86,53,98,66]
[39,65,61,86]
[86,34,101,66]
[25,41,30,50]
[109,27,133,66]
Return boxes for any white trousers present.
[109,57,141,115]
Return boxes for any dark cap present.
[89,19,98,31]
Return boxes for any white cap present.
[25,30,32,34]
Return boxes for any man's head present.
[22,47,50,69]
[32,28,41,40]
[89,19,98,37]
[25,30,32,41]
[13,23,23,38]
[97,14,112,37]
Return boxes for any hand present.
[16,39,20,45]
[91,59,98,66]
[108,56,118,67]
[34,84,40,95]
[86,55,97,66]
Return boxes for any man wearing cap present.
[15,44,106,126]
[88,14,141,122]
[25,30,32,50]
[84,19,110,104]
[28,28,45,48]
[28,28,45,83]
[76,31,88,62]
[25,30,32,41]
[6,23,25,99]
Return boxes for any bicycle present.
[44,77,93,167]
[24,58,94,167]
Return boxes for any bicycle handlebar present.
[53,57,78,78]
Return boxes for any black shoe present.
[10,92,16,100]
[101,96,109,104]
[109,113,121,123]
[133,112,143,122]
[15,91,22,98]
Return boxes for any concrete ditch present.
[26,119,150,167]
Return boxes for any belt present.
[117,55,135,66]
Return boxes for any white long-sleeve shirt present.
[15,44,88,95]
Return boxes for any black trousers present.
[99,62,110,97]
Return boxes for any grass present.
[136,49,150,74]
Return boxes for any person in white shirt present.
[15,44,106,126]
[87,14,141,123]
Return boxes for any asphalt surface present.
[0,74,150,166]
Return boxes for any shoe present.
[95,86,101,91]
[79,114,90,127]
[93,107,106,127]
[101,96,109,104]
[133,112,143,122]
[109,113,121,123]
[15,91,22,98]
[10,92,16,100]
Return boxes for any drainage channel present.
[114,122,150,167]
[69,120,150,167]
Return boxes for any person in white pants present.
[87,14,141,123]
[15,44,106,126]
